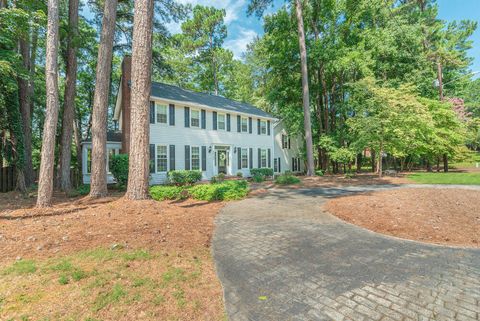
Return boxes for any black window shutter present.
[248,117,252,134]
[292,157,295,171]
[169,104,175,126]
[149,102,155,124]
[288,137,291,149]
[267,120,271,135]
[185,145,190,170]
[213,111,217,130]
[237,115,241,132]
[268,149,271,168]
[278,158,281,172]
[149,144,155,173]
[237,147,242,170]
[184,107,190,127]
[201,109,206,129]
[257,119,261,135]
[201,146,207,171]
[281,135,285,148]
[227,114,231,132]
[249,148,253,169]
[258,148,261,168]
[169,145,175,171]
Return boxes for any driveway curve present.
[212,185,480,321]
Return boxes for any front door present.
[217,150,227,174]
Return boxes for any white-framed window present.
[241,117,248,132]
[217,114,226,130]
[191,146,200,170]
[282,134,290,149]
[261,149,267,168]
[241,148,248,168]
[86,147,118,174]
[260,120,267,135]
[191,109,200,127]
[156,145,168,172]
[274,158,279,172]
[156,103,168,124]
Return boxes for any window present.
[261,149,267,168]
[107,148,118,173]
[86,148,92,174]
[274,158,279,172]
[156,145,168,172]
[260,120,267,135]
[241,148,248,168]
[282,134,289,149]
[218,114,226,130]
[191,109,200,127]
[156,104,167,124]
[191,146,200,170]
[241,117,248,132]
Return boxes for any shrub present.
[110,154,129,186]
[211,173,225,184]
[168,170,202,186]
[236,171,243,178]
[315,170,324,176]
[275,174,301,185]
[69,184,90,197]
[252,174,264,183]
[188,180,248,201]
[150,185,187,201]
[250,168,274,178]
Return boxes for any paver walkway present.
[212,185,480,321]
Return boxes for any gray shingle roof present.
[83,131,122,143]
[151,82,274,118]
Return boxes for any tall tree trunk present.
[59,0,79,192]
[126,0,154,200]
[443,154,448,172]
[294,0,314,176]
[29,30,38,122]
[73,110,83,186]
[436,60,443,100]
[18,38,34,187]
[36,0,60,207]
[377,146,383,178]
[89,0,118,198]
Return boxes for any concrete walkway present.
[212,185,480,321]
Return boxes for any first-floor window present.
[261,149,267,168]
[241,148,248,168]
[274,158,279,172]
[191,146,200,170]
[191,109,200,127]
[218,114,226,130]
[107,148,119,173]
[157,145,168,172]
[86,147,118,174]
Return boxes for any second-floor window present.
[241,117,248,132]
[241,148,248,168]
[156,104,167,124]
[260,120,267,135]
[156,145,168,172]
[191,109,200,127]
[218,114,226,130]
[191,146,200,170]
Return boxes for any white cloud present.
[224,27,257,59]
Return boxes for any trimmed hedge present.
[275,174,301,185]
[110,154,129,186]
[168,170,202,186]
[150,180,249,202]
[250,168,274,177]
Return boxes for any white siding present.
[273,122,304,174]
[149,98,275,184]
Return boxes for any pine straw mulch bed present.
[0,191,225,320]
[324,188,480,247]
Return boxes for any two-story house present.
[81,57,303,185]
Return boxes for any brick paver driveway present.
[212,185,480,321]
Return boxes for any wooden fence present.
[1,166,16,193]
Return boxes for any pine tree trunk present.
[125,0,154,200]
[59,0,79,192]
[73,111,83,186]
[29,30,38,124]
[36,0,60,207]
[377,147,383,178]
[89,0,118,198]
[294,0,315,176]
[443,153,448,172]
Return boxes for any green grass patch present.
[3,260,37,275]
[121,249,152,261]
[92,283,126,312]
[275,174,301,185]
[407,172,480,185]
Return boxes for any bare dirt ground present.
[0,191,225,320]
[325,188,480,247]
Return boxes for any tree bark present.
[443,153,448,172]
[29,30,38,122]
[59,0,79,192]
[437,60,443,100]
[73,110,83,185]
[125,0,154,200]
[89,0,118,198]
[36,0,60,207]
[294,0,315,176]
[377,147,383,178]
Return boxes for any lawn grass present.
[451,151,480,169]
[0,247,224,320]
[407,172,480,185]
